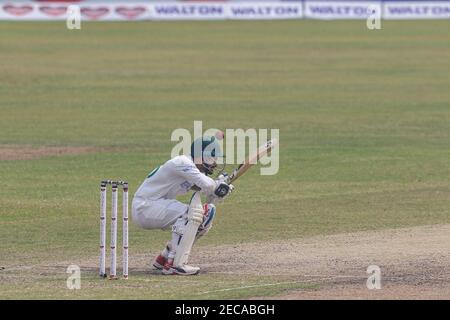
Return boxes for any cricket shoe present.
[162,260,200,276]
[153,254,167,270]
[152,243,171,270]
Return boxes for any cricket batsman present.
[131,136,233,275]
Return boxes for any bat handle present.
[228,170,237,183]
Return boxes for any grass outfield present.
[0,21,449,299]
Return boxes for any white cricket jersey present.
[134,155,217,201]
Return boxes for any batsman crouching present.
[132,136,233,275]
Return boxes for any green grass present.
[0,20,449,299]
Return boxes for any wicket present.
[100,180,129,279]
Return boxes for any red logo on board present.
[116,6,146,20]
[3,4,33,16]
[39,6,68,17]
[80,7,109,20]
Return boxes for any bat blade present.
[229,138,278,183]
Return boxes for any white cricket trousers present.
[131,196,188,230]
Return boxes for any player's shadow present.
[84,267,208,278]
[130,268,166,276]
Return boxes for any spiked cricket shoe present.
[162,260,200,276]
